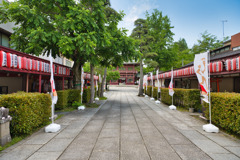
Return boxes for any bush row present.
[203,92,240,135]
[144,86,201,110]
[161,88,201,110]
[0,92,52,136]
[55,85,102,110]
[56,87,90,110]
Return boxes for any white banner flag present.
[156,70,160,93]
[143,75,147,88]
[194,52,209,103]
[169,68,174,96]
[145,75,148,91]
[150,72,153,85]
[99,74,102,83]
[50,53,58,104]
[96,80,98,91]
[81,67,84,96]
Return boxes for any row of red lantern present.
[209,61,223,73]
[150,62,223,80]
[225,57,240,71]
[83,73,99,80]
[0,50,70,75]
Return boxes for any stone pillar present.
[0,107,12,146]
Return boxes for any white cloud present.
[118,2,155,36]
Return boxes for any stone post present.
[0,107,12,146]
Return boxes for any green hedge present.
[204,92,240,135]
[0,92,51,136]
[56,90,68,110]
[83,87,91,103]
[56,87,91,109]
[161,88,201,110]
[153,87,160,99]
[68,89,81,105]
[146,86,152,97]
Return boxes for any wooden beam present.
[26,73,29,93]
[39,74,42,93]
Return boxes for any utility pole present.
[221,20,227,39]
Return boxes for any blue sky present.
[111,0,240,48]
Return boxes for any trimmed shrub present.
[0,92,51,136]
[161,88,201,110]
[203,92,240,135]
[56,90,68,110]
[146,86,152,97]
[153,87,160,99]
[161,88,172,105]
[68,89,81,105]
[83,87,91,103]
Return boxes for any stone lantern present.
[0,107,12,146]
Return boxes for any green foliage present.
[106,71,120,82]
[83,87,91,103]
[153,87,160,99]
[146,9,175,71]
[146,86,152,97]
[0,92,51,136]
[68,89,81,105]
[161,88,201,110]
[72,101,82,109]
[173,38,193,68]
[56,90,68,110]
[160,88,172,105]
[191,31,228,55]
[203,92,240,135]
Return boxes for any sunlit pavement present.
[0,86,240,160]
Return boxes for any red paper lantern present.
[184,68,189,76]
[6,53,13,68]
[231,58,236,71]
[0,50,7,67]
[32,60,36,71]
[225,59,231,71]
[212,62,217,72]
[57,66,59,74]
[44,63,47,72]
[40,62,44,72]
[36,61,40,71]
[17,56,22,69]
[237,57,240,70]
[12,54,18,68]
[216,61,223,72]
[209,63,212,73]
[22,57,28,70]
[28,59,32,70]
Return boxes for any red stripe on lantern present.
[0,50,7,67]
[231,58,236,71]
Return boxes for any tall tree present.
[191,31,228,55]
[96,5,139,97]
[146,9,175,71]
[131,18,151,96]
[173,38,193,67]
[0,0,109,91]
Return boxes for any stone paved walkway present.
[0,86,240,160]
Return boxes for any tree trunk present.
[100,67,107,97]
[90,63,95,103]
[138,59,144,96]
[73,61,81,89]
